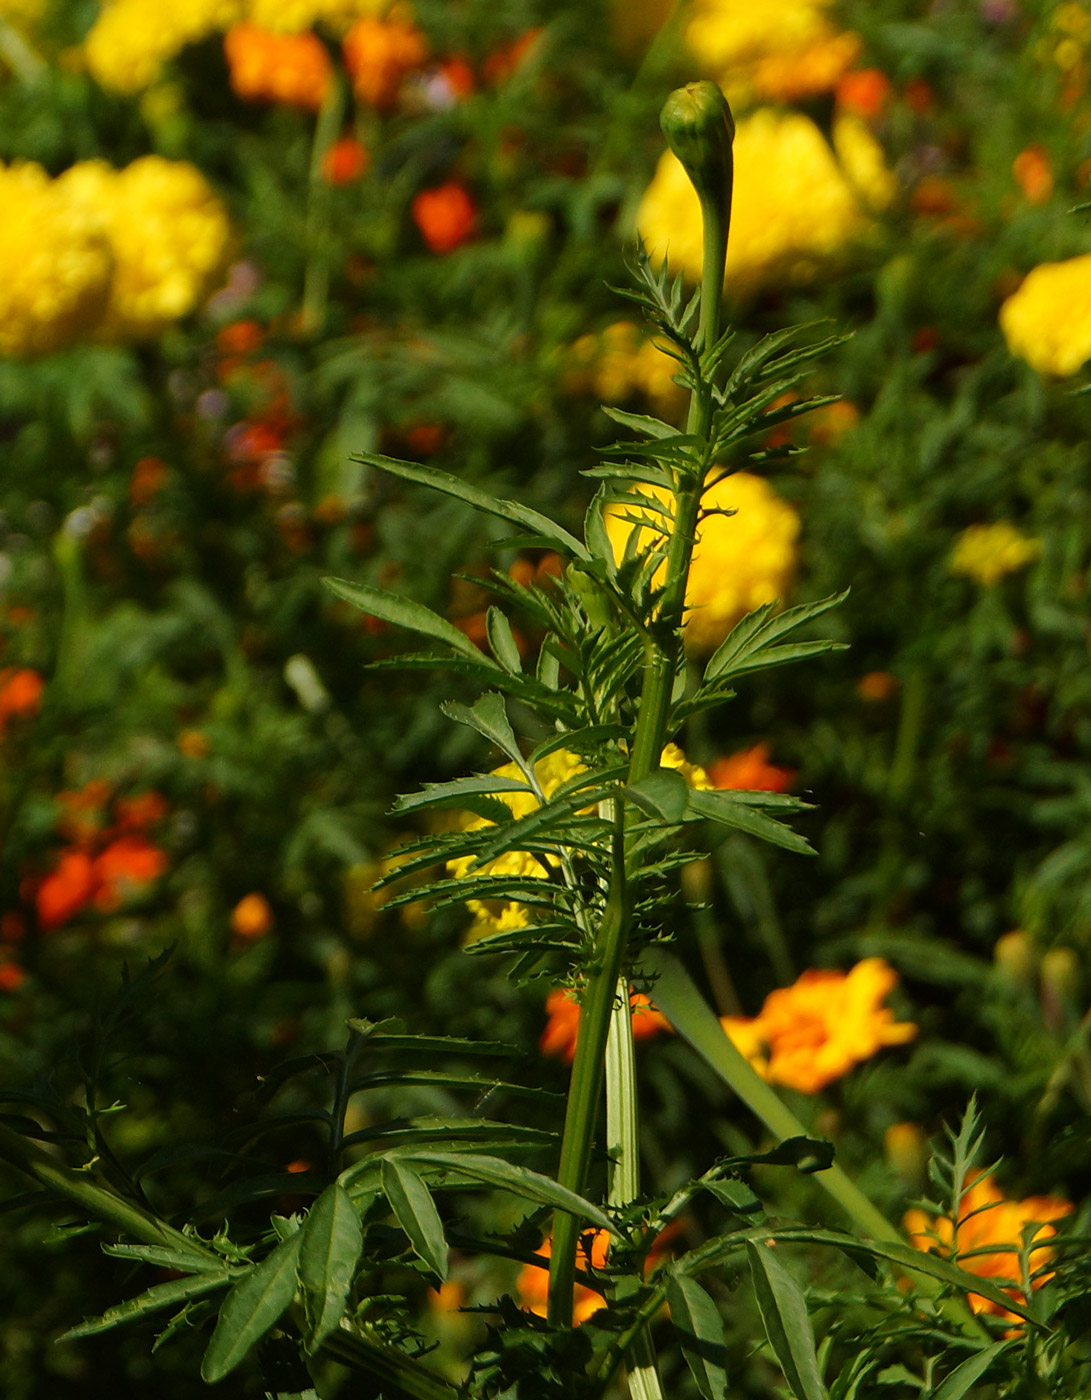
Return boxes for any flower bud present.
[884,1121,927,1190]
[993,928,1037,987]
[659,81,734,206]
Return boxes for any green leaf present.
[485,608,522,673]
[599,406,682,440]
[200,1230,303,1382]
[353,452,591,561]
[324,576,499,668]
[382,1159,449,1281]
[102,1241,225,1273]
[391,773,532,818]
[704,592,848,684]
[624,768,691,824]
[62,1271,231,1340]
[685,788,815,856]
[747,1242,828,1400]
[298,1184,364,1354]
[665,1270,729,1400]
[341,1116,554,1155]
[403,1152,617,1234]
[441,693,526,772]
[926,1343,1013,1400]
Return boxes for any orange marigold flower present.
[411,181,477,253]
[857,670,899,701]
[1012,144,1053,206]
[231,891,274,939]
[905,1173,1072,1324]
[343,16,428,109]
[93,835,168,910]
[113,791,169,831]
[322,134,371,184]
[517,1228,609,1324]
[224,24,333,111]
[540,987,671,1064]
[0,668,44,735]
[707,742,794,794]
[0,962,26,993]
[835,67,893,121]
[216,318,264,357]
[36,849,99,931]
[721,957,917,1093]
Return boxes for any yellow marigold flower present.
[58,157,233,340]
[949,522,1040,587]
[637,107,893,299]
[84,0,245,93]
[565,321,685,419]
[905,1173,1072,1325]
[247,0,387,34]
[999,254,1091,377]
[721,957,917,1093]
[450,744,709,936]
[0,162,112,358]
[686,0,859,105]
[605,472,800,655]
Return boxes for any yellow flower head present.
[905,1174,1072,1325]
[637,106,893,299]
[605,472,800,655]
[449,744,709,937]
[686,0,860,105]
[949,522,1040,587]
[721,957,917,1093]
[58,157,233,339]
[999,254,1091,377]
[0,162,113,358]
[565,321,685,420]
[84,0,245,92]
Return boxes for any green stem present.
[0,17,46,84]
[301,75,345,337]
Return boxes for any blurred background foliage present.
[2,0,1091,1394]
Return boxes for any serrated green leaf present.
[600,406,682,440]
[485,608,522,673]
[685,789,815,856]
[705,1179,763,1215]
[704,592,848,684]
[926,1342,1013,1400]
[623,768,690,824]
[62,1271,231,1340]
[382,1158,449,1281]
[403,1152,617,1234]
[341,1116,554,1155]
[102,1241,225,1273]
[200,1230,302,1382]
[353,452,590,561]
[441,692,526,771]
[666,1271,729,1400]
[325,576,499,667]
[298,1184,364,1354]
[747,1242,828,1400]
[391,773,533,818]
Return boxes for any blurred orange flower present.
[721,958,916,1093]
[224,24,333,110]
[905,1174,1072,1324]
[36,850,99,931]
[540,987,671,1064]
[0,668,44,737]
[93,836,169,911]
[706,743,794,794]
[130,456,169,507]
[231,892,274,939]
[343,16,428,109]
[516,1227,609,1323]
[1012,144,1053,206]
[411,182,477,253]
[322,135,371,184]
[836,67,893,121]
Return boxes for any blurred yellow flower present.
[84,0,244,92]
[565,321,685,420]
[0,0,46,29]
[605,472,800,655]
[999,254,1091,376]
[247,0,387,35]
[450,745,710,936]
[905,1174,1072,1325]
[58,157,233,339]
[637,107,893,299]
[721,957,917,1093]
[949,522,1040,587]
[687,0,860,105]
[0,162,113,358]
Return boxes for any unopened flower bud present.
[1041,945,1081,1030]
[659,81,734,207]
[994,928,1037,986]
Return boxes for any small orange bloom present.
[0,962,26,993]
[857,670,899,701]
[130,456,169,507]
[405,422,445,455]
[411,182,477,254]
[37,850,99,931]
[540,987,671,1064]
[0,668,44,736]
[835,67,893,121]
[216,319,263,357]
[178,728,211,759]
[343,16,428,109]
[482,28,542,86]
[113,791,169,831]
[517,1228,609,1323]
[322,135,371,185]
[905,1174,1072,1324]
[707,743,794,794]
[231,892,274,939]
[224,24,333,111]
[722,958,916,1094]
[93,835,169,910]
[1012,144,1053,206]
